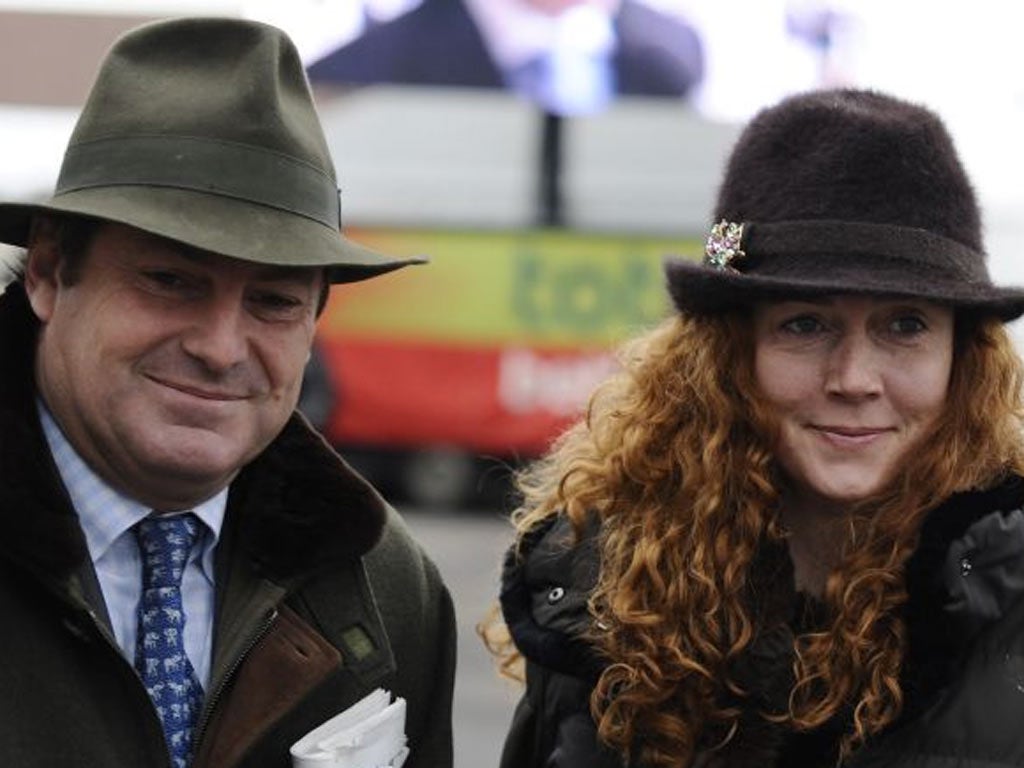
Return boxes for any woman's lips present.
[811,425,894,447]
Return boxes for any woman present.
[491,88,1024,768]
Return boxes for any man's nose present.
[180,295,249,373]
[824,331,882,399]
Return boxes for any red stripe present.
[321,338,617,456]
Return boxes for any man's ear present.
[23,216,62,323]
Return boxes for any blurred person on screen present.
[307,0,704,116]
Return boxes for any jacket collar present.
[898,473,1024,721]
[0,282,387,588]
[503,478,1024,765]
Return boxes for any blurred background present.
[2,2,1023,765]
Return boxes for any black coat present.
[307,0,704,99]
[499,477,1024,767]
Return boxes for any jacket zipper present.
[192,606,279,754]
[66,598,176,768]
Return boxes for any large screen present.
[243,0,1023,124]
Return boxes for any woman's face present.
[752,295,954,510]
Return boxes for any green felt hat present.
[0,17,420,283]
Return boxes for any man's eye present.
[250,291,302,311]
[780,315,824,335]
[143,271,189,289]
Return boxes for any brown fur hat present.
[665,88,1024,319]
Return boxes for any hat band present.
[739,220,989,283]
[56,136,342,228]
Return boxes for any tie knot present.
[135,514,201,589]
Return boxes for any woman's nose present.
[824,331,882,399]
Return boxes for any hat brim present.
[0,186,423,284]
[664,256,1024,322]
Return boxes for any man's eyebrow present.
[173,249,319,285]
[250,266,320,284]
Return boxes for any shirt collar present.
[37,399,226,576]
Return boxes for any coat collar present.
[503,477,1024,767]
[0,282,387,588]
[898,474,1024,722]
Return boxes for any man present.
[0,17,454,768]
[307,0,704,115]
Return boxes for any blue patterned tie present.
[135,514,204,768]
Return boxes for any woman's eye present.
[780,315,824,335]
[889,315,927,335]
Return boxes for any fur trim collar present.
[0,283,386,586]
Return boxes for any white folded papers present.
[290,688,408,768]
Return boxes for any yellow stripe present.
[320,227,701,347]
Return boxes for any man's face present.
[25,221,323,511]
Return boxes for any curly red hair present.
[498,309,1024,767]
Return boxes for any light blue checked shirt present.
[38,401,226,690]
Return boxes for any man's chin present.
[128,443,247,507]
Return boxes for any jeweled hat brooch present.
[703,220,746,271]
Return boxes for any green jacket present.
[0,284,456,768]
